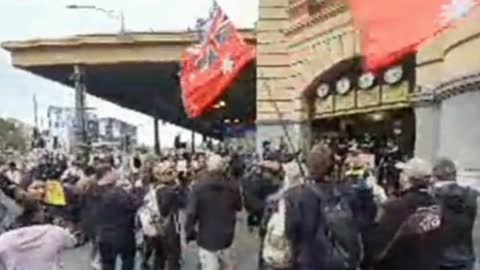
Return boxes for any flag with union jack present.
[180,2,255,118]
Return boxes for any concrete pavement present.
[61,215,259,270]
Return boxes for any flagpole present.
[211,0,218,14]
[260,72,306,178]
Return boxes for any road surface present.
[62,215,259,270]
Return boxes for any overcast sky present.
[0,0,258,146]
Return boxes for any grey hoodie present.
[0,224,75,270]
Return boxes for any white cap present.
[396,158,432,179]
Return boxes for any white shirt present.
[5,170,21,185]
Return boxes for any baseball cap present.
[395,158,432,179]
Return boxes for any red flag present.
[348,0,480,70]
[180,5,255,118]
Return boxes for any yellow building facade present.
[256,0,480,173]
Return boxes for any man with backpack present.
[261,161,305,270]
[433,158,477,270]
[283,143,363,270]
[136,160,184,270]
[153,161,183,270]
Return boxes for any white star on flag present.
[222,57,235,74]
[440,0,476,26]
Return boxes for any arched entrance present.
[303,56,416,158]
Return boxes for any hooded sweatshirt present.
[435,181,478,268]
[0,224,75,270]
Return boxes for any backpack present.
[152,211,174,237]
[138,187,173,237]
[353,179,378,228]
[262,198,294,269]
[155,186,181,237]
[138,189,160,237]
[309,184,363,270]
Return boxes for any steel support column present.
[154,117,161,155]
[72,65,88,162]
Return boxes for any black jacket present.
[435,182,478,268]
[79,185,102,238]
[185,174,242,251]
[155,184,182,255]
[368,187,447,270]
[241,170,282,228]
[95,186,141,244]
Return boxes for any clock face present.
[358,72,375,89]
[336,77,351,95]
[384,65,404,84]
[316,83,330,99]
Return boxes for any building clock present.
[358,72,375,89]
[336,77,352,95]
[384,65,404,84]
[316,83,330,99]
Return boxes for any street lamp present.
[67,4,125,34]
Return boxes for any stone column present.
[412,91,441,163]
[414,73,480,178]
[256,0,312,155]
[437,86,480,172]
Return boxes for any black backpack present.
[309,184,363,270]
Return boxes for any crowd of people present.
[0,140,476,270]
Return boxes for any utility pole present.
[33,94,38,129]
[191,130,195,153]
[154,117,161,155]
[72,65,88,163]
